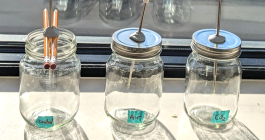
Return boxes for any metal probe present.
[127,0,149,88]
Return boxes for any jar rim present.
[25,28,76,60]
[191,41,241,60]
[113,52,161,61]
[192,51,239,61]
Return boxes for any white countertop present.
[0,78,264,140]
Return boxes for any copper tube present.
[43,9,50,69]
[50,10,58,69]
[53,10,58,27]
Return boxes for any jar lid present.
[192,29,242,59]
[112,28,162,58]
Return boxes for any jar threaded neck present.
[25,28,77,60]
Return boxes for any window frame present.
[1,34,265,79]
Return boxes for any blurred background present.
[0,0,265,41]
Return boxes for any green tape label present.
[211,110,230,123]
[35,116,54,128]
[127,110,145,124]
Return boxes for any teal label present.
[211,110,230,123]
[127,110,145,124]
[35,116,54,128]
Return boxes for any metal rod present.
[216,0,222,36]
[128,1,148,88]
[208,0,225,44]
[213,60,217,94]
[49,0,53,27]
[138,3,147,33]
[213,44,218,94]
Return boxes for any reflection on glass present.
[44,0,83,25]
[43,0,98,25]
[80,0,98,18]
[24,119,88,140]
[153,0,191,28]
[111,120,176,140]
[190,119,259,140]
[99,0,142,27]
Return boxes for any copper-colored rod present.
[50,0,53,28]
[138,3,147,33]
[216,0,222,36]
[43,9,50,69]
[50,10,58,70]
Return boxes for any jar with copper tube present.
[19,28,81,130]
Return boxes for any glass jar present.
[153,0,191,29]
[105,28,163,133]
[184,29,242,127]
[19,28,81,130]
[43,0,83,25]
[99,0,142,27]
[54,0,82,25]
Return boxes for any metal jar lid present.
[111,28,162,59]
[192,29,242,59]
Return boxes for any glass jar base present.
[186,105,233,128]
[22,107,76,131]
[107,108,157,135]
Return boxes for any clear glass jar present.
[153,0,191,29]
[99,0,142,26]
[184,29,242,127]
[55,0,82,25]
[105,28,163,133]
[19,28,81,130]
[105,53,164,131]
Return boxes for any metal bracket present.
[43,27,59,38]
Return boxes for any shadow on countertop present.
[190,119,259,140]
[24,119,88,140]
[111,120,176,140]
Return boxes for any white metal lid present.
[192,29,242,59]
[111,28,162,59]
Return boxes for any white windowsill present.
[0,78,264,140]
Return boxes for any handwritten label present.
[35,116,54,128]
[127,110,145,124]
[211,110,230,123]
